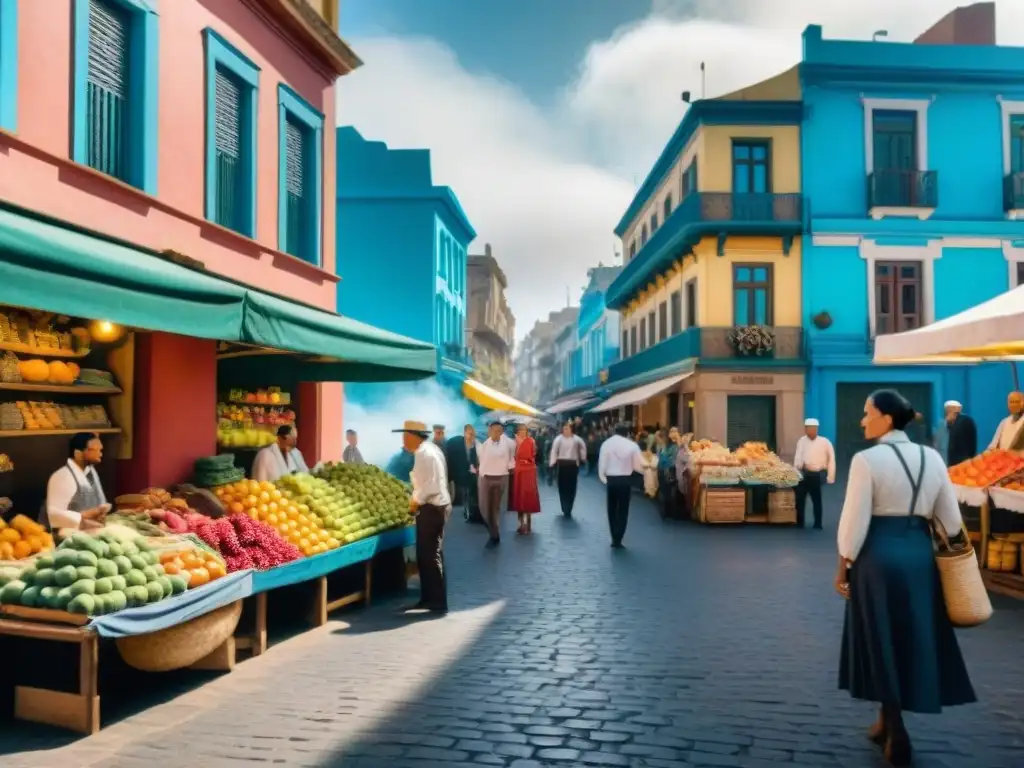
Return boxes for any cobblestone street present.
[2,476,1024,768]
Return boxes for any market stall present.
[688,440,802,524]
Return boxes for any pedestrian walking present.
[598,424,644,548]
[793,417,836,529]
[511,425,541,534]
[674,433,693,519]
[548,423,586,517]
[395,420,451,615]
[448,425,481,523]
[941,400,977,467]
[835,389,975,766]
[477,420,515,548]
[657,428,680,518]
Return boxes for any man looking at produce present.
[989,391,1024,451]
[941,401,977,467]
[342,430,365,465]
[477,420,515,547]
[793,418,835,529]
[43,432,110,531]
[397,420,450,614]
[252,425,310,483]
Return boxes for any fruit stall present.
[689,440,802,524]
[216,387,298,476]
[0,460,419,734]
[947,449,1024,599]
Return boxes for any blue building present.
[335,127,476,405]
[800,16,1021,466]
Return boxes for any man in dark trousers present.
[944,400,978,467]
[447,425,481,523]
[548,422,586,517]
[792,417,836,529]
[598,424,644,548]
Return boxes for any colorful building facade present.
[800,19,1022,466]
[0,0,361,487]
[552,266,621,399]
[336,127,476,406]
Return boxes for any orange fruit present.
[270,489,282,502]
[163,561,181,575]
[230,502,244,515]
[189,567,210,587]
[12,541,31,559]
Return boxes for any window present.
[873,110,917,171]
[658,302,668,342]
[277,84,324,265]
[875,262,922,334]
[1011,115,1024,174]
[733,265,773,326]
[72,0,158,192]
[670,291,682,335]
[639,319,647,352]
[629,326,637,356]
[651,212,659,234]
[648,310,656,346]
[629,241,636,260]
[622,330,629,357]
[732,141,770,194]
[1018,262,1024,287]
[663,194,673,220]
[0,0,18,132]
[681,160,697,199]
[685,279,697,328]
[641,224,649,246]
[203,29,260,237]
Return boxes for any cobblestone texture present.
[2,477,1023,767]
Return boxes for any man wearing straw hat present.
[793,418,835,529]
[394,420,451,614]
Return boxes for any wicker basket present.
[934,526,993,628]
[116,599,242,672]
[768,489,797,524]
[702,487,746,523]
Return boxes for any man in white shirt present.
[252,425,311,483]
[793,417,836,530]
[44,432,111,531]
[395,419,451,614]
[598,424,645,548]
[549,423,587,517]
[989,391,1024,451]
[476,420,515,547]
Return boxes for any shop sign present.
[731,375,773,386]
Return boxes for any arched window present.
[435,295,444,344]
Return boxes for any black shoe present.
[427,605,448,615]
[884,731,912,767]
[611,541,624,549]
[813,523,823,530]
[485,538,499,549]
[402,601,428,612]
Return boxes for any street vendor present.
[793,418,836,530]
[43,432,111,531]
[988,391,1024,451]
[252,425,310,482]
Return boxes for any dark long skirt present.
[839,516,976,713]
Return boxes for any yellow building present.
[601,68,806,458]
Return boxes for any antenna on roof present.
[700,61,706,99]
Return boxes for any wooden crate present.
[768,489,797,524]
[702,487,746,523]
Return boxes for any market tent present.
[462,379,540,416]
[589,373,691,413]
[546,396,597,415]
[873,284,1024,362]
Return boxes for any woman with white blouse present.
[835,390,976,766]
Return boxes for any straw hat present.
[393,419,429,437]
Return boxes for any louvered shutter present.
[284,118,307,257]
[86,0,129,180]
[214,70,243,230]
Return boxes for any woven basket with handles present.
[934,523,993,628]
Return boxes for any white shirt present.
[989,414,1024,451]
[251,443,310,483]
[477,435,515,477]
[837,431,963,562]
[793,435,837,484]
[549,434,587,466]
[46,460,107,530]
[410,440,451,508]
[598,434,645,483]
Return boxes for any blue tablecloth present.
[88,570,253,639]
[250,525,415,594]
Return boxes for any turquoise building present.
[800,20,1022,466]
[335,127,476,406]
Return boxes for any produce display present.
[948,450,1024,488]
[186,511,302,572]
[742,463,802,486]
[690,440,801,487]
[158,546,227,588]
[213,478,335,557]
[689,441,741,465]
[2,401,110,431]
[700,465,744,484]
[114,488,193,534]
[0,309,90,356]
[0,453,12,472]
[734,441,778,464]
[995,468,1024,492]
[193,454,245,488]
[228,387,292,405]
[0,515,55,561]
[217,389,296,449]
[0,531,184,615]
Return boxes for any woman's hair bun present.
[869,388,917,431]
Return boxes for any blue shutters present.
[214,70,243,230]
[873,110,916,171]
[283,116,308,259]
[277,84,323,265]
[86,0,129,181]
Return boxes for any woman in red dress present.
[511,425,541,534]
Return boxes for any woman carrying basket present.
[835,389,976,766]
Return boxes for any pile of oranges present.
[213,479,338,557]
[0,515,54,561]
[948,449,1024,488]
[158,547,227,588]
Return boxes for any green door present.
[834,382,933,470]
[726,395,777,451]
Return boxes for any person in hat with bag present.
[395,420,451,614]
[835,389,976,766]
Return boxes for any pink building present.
[0,1,429,490]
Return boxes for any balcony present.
[1004,173,1024,218]
[867,169,937,220]
[441,342,473,369]
[606,192,803,310]
[606,326,804,384]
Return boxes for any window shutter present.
[88,0,127,96]
[284,117,307,257]
[86,0,129,180]
[214,71,241,158]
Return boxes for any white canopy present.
[873,283,1024,363]
[546,396,596,415]
[590,373,691,413]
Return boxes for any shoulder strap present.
[886,443,926,517]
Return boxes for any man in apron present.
[43,432,110,531]
[251,425,311,483]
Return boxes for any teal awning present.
[0,205,437,382]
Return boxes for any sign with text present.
[731,375,774,386]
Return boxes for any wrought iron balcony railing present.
[867,169,937,210]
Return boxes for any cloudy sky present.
[337,0,1024,339]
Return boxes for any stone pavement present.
[2,475,1024,768]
